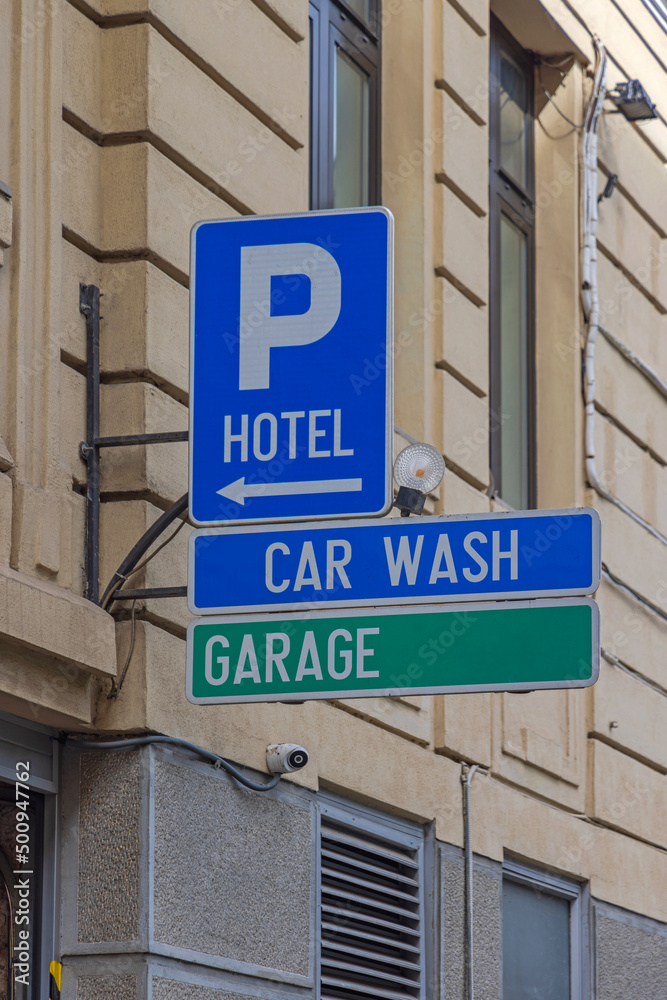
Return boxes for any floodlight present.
[392,443,446,517]
[610,80,657,122]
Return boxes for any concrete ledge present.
[0,646,96,728]
[0,565,117,677]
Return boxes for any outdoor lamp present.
[609,80,657,122]
[393,442,446,516]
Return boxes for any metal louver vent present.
[319,817,422,1000]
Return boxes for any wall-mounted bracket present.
[110,586,187,601]
[79,284,188,606]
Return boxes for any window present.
[309,0,380,210]
[0,785,45,1000]
[502,860,584,1000]
[489,20,536,510]
[317,799,424,1000]
[0,714,58,1000]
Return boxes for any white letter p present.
[238,242,342,390]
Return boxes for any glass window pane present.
[503,880,571,1000]
[344,0,371,21]
[333,46,369,207]
[500,50,529,189]
[499,214,529,509]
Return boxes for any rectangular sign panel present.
[188,508,601,615]
[189,208,393,526]
[186,598,600,704]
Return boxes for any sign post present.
[186,209,601,705]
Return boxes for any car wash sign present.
[189,208,393,526]
[188,508,601,615]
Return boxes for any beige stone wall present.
[0,0,666,923]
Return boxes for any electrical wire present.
[100,492,188,610]
[537,115,578,140]
[541,90,583,129]
[108,599,137,700]
[394,424,419,445]
[102,515,187,610]
[127,517,186,579]
[539,54,575,69]
[537,62,584,129]
[601,648,667,698]
[581,39,667,549]
[599,325,667,402]
[601,563,667,624]
[61,734,282,792]
[105,514,189,696]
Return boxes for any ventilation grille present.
[319,819,422,1000]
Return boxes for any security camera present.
[266,743,309,774]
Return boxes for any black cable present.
[108,599,137,700]
[539,55,574,69]
[107,517,187,607]
[537,115,577,140]
[100,493,188,609]
[62,735,282,792]
[537,62,584,130]
[601,562,667,624]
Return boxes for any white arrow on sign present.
[217,477,363,505]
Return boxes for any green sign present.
[186,599,599,705]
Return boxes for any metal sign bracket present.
[79,283,188,607]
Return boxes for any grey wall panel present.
[76,973,138,999]
[440,847,502,1000]
[77,750,143,944]
[152,981,261,1000]
[595,906,667,1000]
[151,758,311,976]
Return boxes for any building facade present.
[1,0,667,997]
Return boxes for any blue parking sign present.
[189,208,394,526]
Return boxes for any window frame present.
[489,17,537,510]
[309,0,381,210]
[502,858,587,1000]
